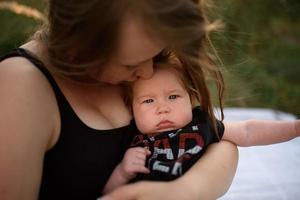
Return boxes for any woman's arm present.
[0,59,57,199]
[174,141,238,200]
[102,141,238,200]
[223,120,300,147]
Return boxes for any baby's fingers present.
[133,164,150,174]
[135,147,151,155]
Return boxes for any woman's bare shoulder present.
[0,56,60,149]
[0,56,61,198]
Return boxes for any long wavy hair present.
[34,0,224,133]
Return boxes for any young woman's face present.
[96,16,165,84]
[132,66,193,134]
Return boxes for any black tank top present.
[0,48,132,199]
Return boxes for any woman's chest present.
[41,121,129,198]
[57,81,132,130]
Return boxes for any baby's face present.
[132,67,193,134]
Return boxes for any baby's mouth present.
[156,120,174,130]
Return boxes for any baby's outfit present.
[129,106,224,181]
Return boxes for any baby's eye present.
[142,99,154,104]
[169,95,179,100]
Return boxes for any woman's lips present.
[156,120,174,130]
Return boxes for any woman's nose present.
[136,59,153,79]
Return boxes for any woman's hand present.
[101,141,238,200]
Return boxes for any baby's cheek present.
[138,124,150,134]
[135,116,149,133]
[177,114,192,129]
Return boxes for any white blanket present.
[220,108,299,200]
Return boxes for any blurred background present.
[1,0,299,199]
[0,0,299,117]
[211,0,300,118]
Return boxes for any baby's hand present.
[119,147,151,180]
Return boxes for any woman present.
[0,0,238,199]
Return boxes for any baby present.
[103,62,300,193]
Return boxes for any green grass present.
[0,10,40,54]
[212,0,300,117]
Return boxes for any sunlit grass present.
[0,1,46,22]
